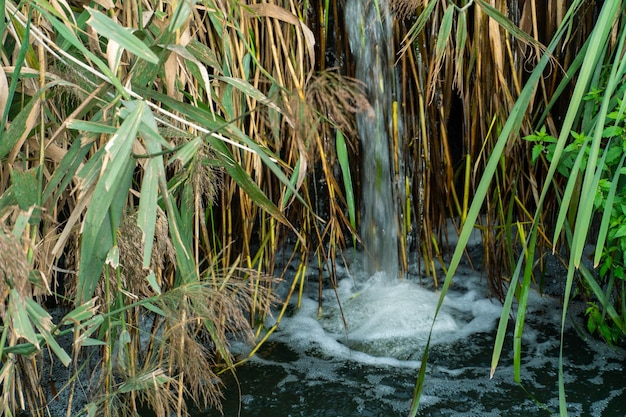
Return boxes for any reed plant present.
[408,0,626,416]
[2,0,624,415]
[0,0,367,415]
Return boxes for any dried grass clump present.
[0,227,31,319]
[389,0,419,20]
[142,270,276,415]
[120,209,173,291]
[304,70,370,144]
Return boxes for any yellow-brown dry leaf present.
[244,3,316,74]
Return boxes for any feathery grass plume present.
[389,0,420,20]
[0,217,47,417]
[0,225,31,315]
[89,209,175,308]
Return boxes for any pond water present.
[199,248,625,417]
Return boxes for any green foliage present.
[524,77,626,346]
[410,0,626,416]
[0,0,330,414]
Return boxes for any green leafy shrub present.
[525,81,626,346]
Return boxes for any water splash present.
[346,0,399,279]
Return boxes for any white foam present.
[271,256,503,367]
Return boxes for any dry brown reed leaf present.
[243,3,316,79]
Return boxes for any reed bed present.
[0,0,624,416]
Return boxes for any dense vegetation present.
[0,0,624,416]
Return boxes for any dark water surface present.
[198,252,625,417]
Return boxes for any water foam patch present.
[272,256,503,364]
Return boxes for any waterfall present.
[345,0,399,279]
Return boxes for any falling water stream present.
[347,0,398,279]
[197,1,625,415]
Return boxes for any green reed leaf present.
[280,156,302,210]
[454,11,467,83]
[595,156,626,267]
[8,290,39,349]
[168,0,197,33]
[336,130,356,240]
[33,5,127,97]
[67,120,118,134]
[476,0,545,52]
[135,105,165,270]
[0,12,30,132]
[25,298,71,366]
[158,176,197,285]
[401,0,437,52]
[60,298,99,325]
[78,101,143,303]
[10,169,38,210]
[217,76,284,114]
[436,7,454,55]
[0,87,43,160]
[87,8,159,64]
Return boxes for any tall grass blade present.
[336,129,356,243]
[0,13,29,132]
[410,1,584,413]
[86,8,159,64]
[77,101,144,303]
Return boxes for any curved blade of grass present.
[513,225,538,381]
[86,8,159,64]
[594,155,626,269]
[578,262,625,331]
[336,129,356,245]
[409,2,583,414]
